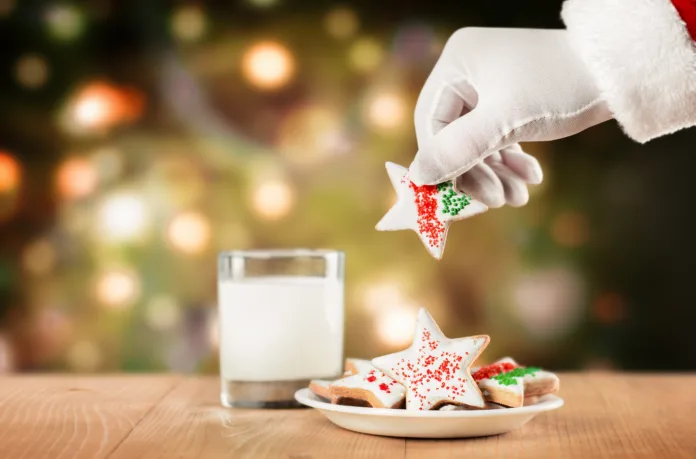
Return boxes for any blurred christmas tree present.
[0,0,611,374]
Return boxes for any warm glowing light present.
[592,292,626,325]
[376,307,416,347]
[246,0,279,8]
[167,211,211,255]
[551,211,589,248]
[367,92,407,131]
[348,38,384,74]
[277,105,345,164]
[324,7,359,40]
[171,5,207,42]
[56,157,98,199]
[97,193,149,242]
[66,340,101,371]
[45,4,85,41]
[15,54,49,89]
[242,41,295,90]
[0,0,15,17]
[22,239,56,275]
[361,280,406,313]
[0,151,20,193]
[95,268,140,309]
[512,268,585,339]
[145,295,182,330]
[252,179,295,220]
[62,82,144,134]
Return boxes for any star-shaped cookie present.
[375,162,488,259]
[472,357,560,408]
[372,308,489,410]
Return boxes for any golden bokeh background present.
[1,1,696,374]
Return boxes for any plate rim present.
[294,388,564,418]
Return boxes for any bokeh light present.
[375,307,417,348]
[145,295,182,331]
[251,178,295,220]
[0,151,20,193]
[95,268,141,309]
[512,267,585,340]
[167,211,211,255]
[21,239,56,276]
[551,211,589,248]
[324,7,359,40]
[0,0,14,17]
[246,0,279,8]
[45,4,85,41]
[171,5,207,43]
[56,157,99,199]
[592,292,627,325]
[348,37,384,74]
[14,54,50,89]
[366,92,407,131]
[277,105,345,164]
[242,41,295,90]
[96,192,150,243]
[35,309,74,359]
[66,340,101,371]
[361,279,407,313]
[61,81,144,134]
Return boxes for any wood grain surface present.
[0,374,694,459]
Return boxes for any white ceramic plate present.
[295,388,563,438]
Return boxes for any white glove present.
[410,28,612,208]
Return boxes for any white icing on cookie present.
[472,358,559,407]
[372,308,489,410]
[375,162,488,259]
[330,368,406,408]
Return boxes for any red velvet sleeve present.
[672,0,696,40]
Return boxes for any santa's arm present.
[562,0,696,143]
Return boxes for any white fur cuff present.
[562,0,696,142]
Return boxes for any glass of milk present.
[218,249,345,408]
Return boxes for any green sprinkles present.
[491,367,541,386]
[436,182,472,216]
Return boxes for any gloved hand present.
[410,28,612,208]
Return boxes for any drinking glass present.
[218,249,345,408]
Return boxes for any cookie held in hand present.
[375,162,488,259]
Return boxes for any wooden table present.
[1,373,694,458]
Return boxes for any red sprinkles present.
[407,180,445,248]
[390,327,475,410]
[472,362,517,382]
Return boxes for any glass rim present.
[219,249,344,259]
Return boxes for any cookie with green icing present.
[473,357,560,408]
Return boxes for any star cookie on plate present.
[472,357,560,408]
[329,368,406,409]
[372,308,490,410]
[375,162,488,259]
